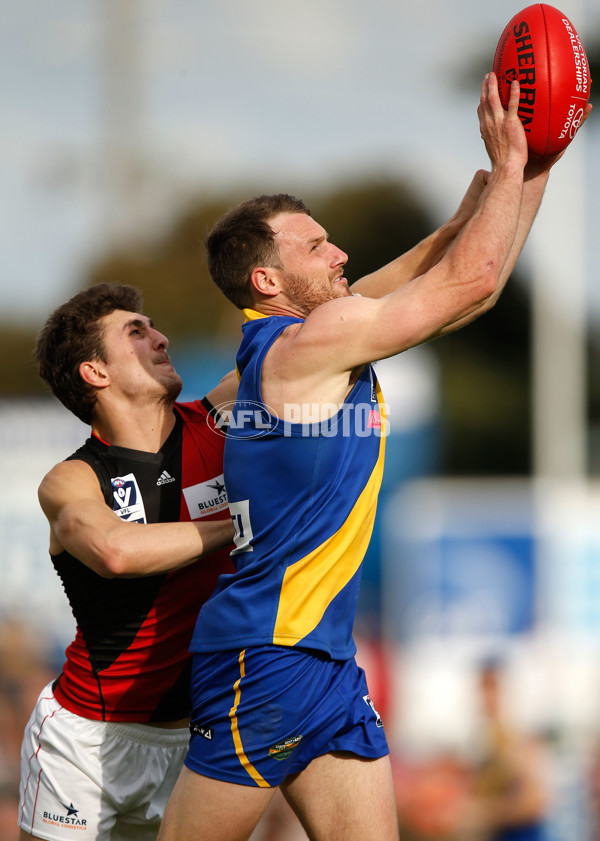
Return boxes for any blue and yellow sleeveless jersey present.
[189,310,387,660]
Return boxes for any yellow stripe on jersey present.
[229,650,270,787]
[242,308,267,322]
[272,394,387,646]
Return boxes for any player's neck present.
[251,297,306,320]
[91,401,177,453]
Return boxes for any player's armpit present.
[205,369,238,413]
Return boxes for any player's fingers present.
[581,102,593,125]
[476,169,491,188]
[507,78,521,117]
[482,71,501,110]
[480,72,491,106]
[478,73,493,129]
[481,72,510,122]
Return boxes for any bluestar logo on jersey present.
[42,800,87,830]
[183,474,229,519]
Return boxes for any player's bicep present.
[283,295,388,374]
[38,461,121,568]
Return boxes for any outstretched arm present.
[446,100,592,331]
[351,97,592,305]
[39,459,234,578]
[264,73,528,405]
[351,170,490,299]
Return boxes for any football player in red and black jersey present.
[18,283,236,841]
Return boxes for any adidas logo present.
[157,470,176,486]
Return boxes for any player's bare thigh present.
[157,766,278,841]
[19,830,38,841]
[281,752,399,841]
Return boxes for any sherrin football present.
[492,4,591,157]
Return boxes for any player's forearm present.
[350,219,463,299]
[443,169,546,331]
[351,171,490,299]
[81,518,234,578]
[432,161,524,327]
[305,164,525,365]
[498,169,549,288]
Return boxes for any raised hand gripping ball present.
[493,3,591,157]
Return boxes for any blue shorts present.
[185,645,389,787]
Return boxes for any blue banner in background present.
[381,481,536,642]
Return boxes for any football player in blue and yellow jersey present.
[159,73,568,841]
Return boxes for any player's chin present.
[332,279,351,297]
[163,374,183,400]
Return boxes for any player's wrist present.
[490,158,526,181]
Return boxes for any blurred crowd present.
[392,659,549,841]
[2,617,600,841]
[0,618,56,841]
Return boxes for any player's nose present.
[330,244,348,267]
[152,329,169,350]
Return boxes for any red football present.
[492,4,591,157]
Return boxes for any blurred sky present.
[1,0,598,327]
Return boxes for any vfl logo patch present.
[268,735,303,761]
[183,474,228,520]
[111,474,147,523]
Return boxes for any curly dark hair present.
[35,283,143,424]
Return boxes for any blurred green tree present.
[0,327,40,394]
[86,196,244,343]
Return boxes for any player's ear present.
[79,360,110,390]
[250,267,280,298]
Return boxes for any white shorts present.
[19,682,189,841]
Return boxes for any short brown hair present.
[206,194,310,309]
[35,283,143,424]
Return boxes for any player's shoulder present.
[294,294,370,342]
[175,399,210,424]
[38,457,102,502]
[40,459,101,486]
[175,398,229,447]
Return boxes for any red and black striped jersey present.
[51,399,235,722]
